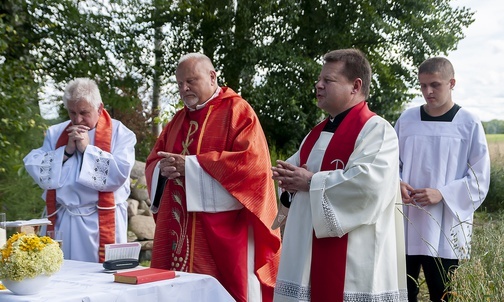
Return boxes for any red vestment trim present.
[46,109,115,262]
[299,101,375,302]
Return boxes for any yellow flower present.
[0,233,63,281]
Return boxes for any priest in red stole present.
[146,53,281,302]
[271,49,407,301]
[24,78,136,263]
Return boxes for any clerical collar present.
[187,87,221,111]
[323,107,353,133]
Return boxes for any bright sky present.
[409,0,504,121]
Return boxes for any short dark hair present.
[324,49,372,98]
[418,57,454,79]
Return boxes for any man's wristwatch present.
[307,176,312,187]
[64,150,74,158]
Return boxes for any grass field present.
[486,134,504,143]
[487,134,504,160]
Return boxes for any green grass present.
[486,133,504,143]
[449,211,504,301]
[414,212,504,302]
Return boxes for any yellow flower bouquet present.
[0,233,63,281]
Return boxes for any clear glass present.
[0,212,6,247]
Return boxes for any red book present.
[114,267,176,284]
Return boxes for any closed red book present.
[114,267,176,284]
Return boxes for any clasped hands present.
[400,181,443,207]
[158,151,186,179]
[271,160,313,193]
[65,125,91,155]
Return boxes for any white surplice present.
[24,120,136,262]
[395,107,490,259]
[274,116,407,302]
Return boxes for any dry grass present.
[487,134,504,160]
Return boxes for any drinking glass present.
[0,213,5,247]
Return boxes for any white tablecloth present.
[0,260,235,302]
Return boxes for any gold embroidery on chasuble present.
[170,120,198,271]
[181,121,198,155]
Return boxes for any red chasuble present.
[146,87,281,302]
[299,101,375,302]
[46,109,116,263]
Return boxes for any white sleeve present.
[23,126,73,190]
[185,155,243,213]
[78,123,136,192]
[311,117,400,238]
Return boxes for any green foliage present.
[483,120,504,134]
[0,0,47,219]
[449,211,504,301]
[23,0,474,156]
[29,0,153,158]
[0,0,481,220]
[478,135,504,213]
[479,157,504,213]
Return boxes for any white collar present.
[187,87,221,111]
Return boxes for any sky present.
[408,0,504,121]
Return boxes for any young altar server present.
[395,57,490,302]
[146,53,281,302]
[24,78,136,263]
[271,48,407,302]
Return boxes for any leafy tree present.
[138,0,474,154]
[243,0,474,153]
[0,0,47,219]
[30,0,157,159]
[27,0,474,158]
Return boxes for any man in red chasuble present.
[146,53,281,302]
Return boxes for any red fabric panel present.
[299,102,375,301]
[94,110,115,262]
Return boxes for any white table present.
[0,260,235,302]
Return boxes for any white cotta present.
[23,120,136,262]
[395,106,491,259]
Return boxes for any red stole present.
[46,109,116,262]
[300,101,375,302]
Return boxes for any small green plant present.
[480,159,504,213]
[448,211,504,301]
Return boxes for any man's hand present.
[271,160,313,193]
[409,188,443,206]
[66,125,90,154]
[158,151,186,179]
[400,181,415,204]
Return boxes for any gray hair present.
[63,78,103,109]
[178,53,214,68]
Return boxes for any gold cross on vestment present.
[181,121,199,155]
